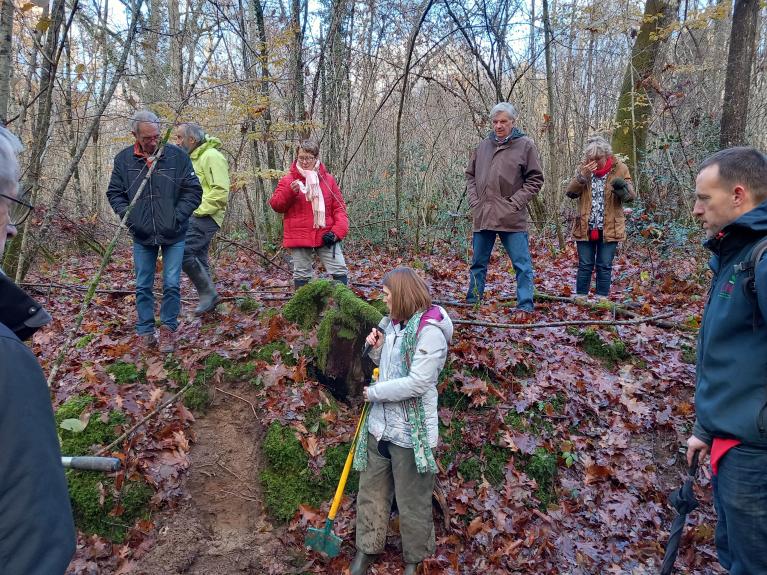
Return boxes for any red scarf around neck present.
[592,155,613,178]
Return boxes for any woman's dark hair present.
[382,267,432,321]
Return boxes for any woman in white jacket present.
[350,267,453,575]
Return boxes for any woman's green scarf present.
[352,310,438,474]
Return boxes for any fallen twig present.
[97,381,193,455]
[215,386,258,418]
[217,237,290,274]
[453,312,674,330]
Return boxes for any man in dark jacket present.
[465,102,544,311]
[0,126,76,574]
[687,146,767,574]
[107,110,202,352]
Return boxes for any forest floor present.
[28,232,727,575]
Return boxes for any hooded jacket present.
[190,136,230,227]
[366,306,453,449]
[0,322,76,574]
[565,157,635,242]
[269,162,349,248]
[466,128,544,233]
[106,144,202,246]
[693,200,767,448]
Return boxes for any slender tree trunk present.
[290,0,307,138]
[720,0,760,148]
[611,0,675,187]
[542,0,563,248]
[0,0,13,124]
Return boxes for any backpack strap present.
[734,236,767,329]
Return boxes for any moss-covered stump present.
[283,280,384,400]
[261,421,356,522]
[56,395,152,542]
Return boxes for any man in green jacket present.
[174,123,230,314]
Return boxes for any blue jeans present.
[466,231,534,310]
[575,240,618,296]
[133,241,185,335]
[712,445,767,574]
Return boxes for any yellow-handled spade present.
[305,368,377,557]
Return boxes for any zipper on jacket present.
[148,161,158,243]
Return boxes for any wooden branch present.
[216,237,290,273]
[453,312,674,330]
[214,386,258,419]
[97,381,193,456]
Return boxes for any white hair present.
[177,122,205,143]
[130,110,160,133]
[489,102,519,122]
[582,136,613,161]
[0,126,22,196]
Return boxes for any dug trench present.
[132,375,309,575]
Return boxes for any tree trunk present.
[611,0,675,188]
[719,0,760,148]
[0,0,13,124]
[290,0,307,138]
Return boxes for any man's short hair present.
[699,147,767,204]
[0,127,22,197]
[177,122,205,144]
[130,110,160,133]
[489,102,519,122]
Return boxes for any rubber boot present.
[332,274,348,285]
[403,563,420,575]
[349,551,377,575]
[183,259,220,315]
[294,278,309,290]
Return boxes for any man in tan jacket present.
[465,102,544,310]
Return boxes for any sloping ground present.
[131,376,304,575]
[27,236,727,574]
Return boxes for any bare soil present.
[131,379,308,575]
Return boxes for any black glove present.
[566,191,579,199]
[611,178,629,201]
[322,231,338,247]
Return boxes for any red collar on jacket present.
[133,142,154,167]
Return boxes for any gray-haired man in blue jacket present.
[687,146,767,575]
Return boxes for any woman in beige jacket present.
[565,136,635,298]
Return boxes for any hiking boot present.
[403,564,420,575]
[183,259,221,315]
[294,278,309,290]
[349,551,377,575]
[332,274,348,285]
[138,332,156,350]
[158,325,177,353]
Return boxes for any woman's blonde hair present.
[582,136,612,162]
[382,267,432,322]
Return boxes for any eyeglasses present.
[297,155,316,163]
[0,191,34,226]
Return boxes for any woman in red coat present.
[269,140,350,287]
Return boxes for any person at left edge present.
[0,126,76,575]
[174,122,230,315]
[107,110,202,353]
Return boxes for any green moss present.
[106,361,143,385]
[580,328,631,368]
[681,344,696,365]
[283,282,383,372]
[368,299,389,316]
[503,395,566,438]
[163,357,189,386]
[237,296,260,313]
[456,443,509,487]
[251,341,295,366]
[458,456,482,482]
[67,473,152,542]
[524,447,558,508]
[438,419,465,468]
[261,422,357,522]
[305,399,338,434]
[75,333,96,349]
[56,395,127,456]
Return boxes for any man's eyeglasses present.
[0,192,34,226]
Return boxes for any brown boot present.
[158,325,177,353]
[403,563,420,575]
[138,332,157,351]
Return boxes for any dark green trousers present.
[355,433,435,563]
